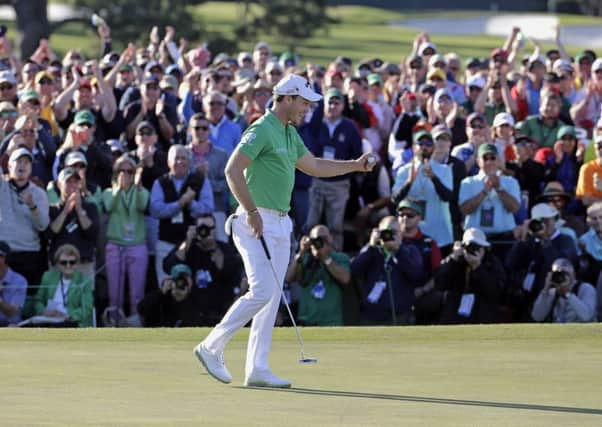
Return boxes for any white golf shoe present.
[245,370,292,388]
[193,343,232,384]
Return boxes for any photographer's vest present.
[157,172,205,244]
[405,235,435,286]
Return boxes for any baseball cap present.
[0,241,10,257]
[418,42,437,55]
[165,64,182,76]
[465,57,481,69]
[490,48,508,60]
[531,203,558,219]
[467,75,486,89]
[552,59,573,74]
[493,112,515,128]
[419,83,436,95]
[170,263,192,278]
[576,51,594,64]
[0,101,16,113]
[58,166,81,183]
[409,55,423,68]
[279,51,297,68]
[64,151,88,167]
[254,41,271,52]
[592,58,602,72]
[74,110,96,126]
[528,54,545,68]
[107,139,126,154]
[324,87,344,102]
[478,143,498,158]
[35,71,54,84]
[377,62,401,75]
[557,125,576,139]
[118,64,133,73]
[467,111,485,126]
[397,198,424,217]
[144,60,163,73]
[142,75,160,86]
[265,61,283,75]
[9,147,33,164]
[427,68,446,81]
[20,89,40,103]
[367,73,383,86]
[413,129,433,144]
[462,227,490,247]
[434,88,452,104]
[159,75,178,90]
[0,71,16,85]
[273,74,322,102]
[431,124,452,140]
[428,54,447,68]
[136,120,156,134]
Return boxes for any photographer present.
[531,258,597,322]
[435,228,505,324]
[505,203,579,320]
[351,215,423,325]
[285,225,351,326]
[161,214,243,326]
[137,264,206,327]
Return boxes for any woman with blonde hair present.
[102,154,149,324]
[33,243,94,327]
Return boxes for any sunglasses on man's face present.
[58,259,77,266]
[38,78,53,85]
[398,211,417,219]
[0,110,17,119]
[0,83,14,90]
[138,129,155,136]
[193,125,209,131]
[483,155,497,162]
[119,169,135,175]
[470,123,485,129]
[209,100,225,107]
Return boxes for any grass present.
[1,324,602,426]
[2,3,602,66]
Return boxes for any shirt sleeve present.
[576,163,591,198]
[502,176,521,203]
[238,124,266,161]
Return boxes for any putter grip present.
[259,236,271,260]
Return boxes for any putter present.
[259,236,317,364]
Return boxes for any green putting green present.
[1,324,601,426]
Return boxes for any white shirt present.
[48,277,71,315]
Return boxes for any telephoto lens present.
[528,219,544,233]
[463,243,480,256]
[174,273,189,290]
[550,270,567,285]
[379,229,395,242]
[197,224,211,238]
[310,236,324,249]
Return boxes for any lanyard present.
[121,187,134,213]
[59,276,68,305]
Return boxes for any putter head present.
[299,357,318,364]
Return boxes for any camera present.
[550,270,567,285]
[529,219,544,234]
[310,236,324,250]
[379,229,395,242]
[463,243,481,256]
[173,272,190,290]
[196,224,212,238]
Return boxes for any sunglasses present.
[193,125,209,131]
[119,169,135,175]
[20,128,36,135]
[417,139,434,147]
[145,84,159,90]
[471,123,485,129]
[209,101,225,106]
[0,83,14,90]
[328,99,342,105]
[483,155,497,161]
[0,110,17,119]
[59,259,77,266]
[38,78,53,85]
[137,129,155,136]
[547,197,566,203]
[78,122,93,128]
[269,70,283,76]
[70,162,86,169]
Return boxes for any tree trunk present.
[14,0,50,59]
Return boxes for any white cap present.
[462,227,490,247]
[531,203,558,219]
[265,61,283,74]
[0,71,16,85]
[493,112,515,128]
[528,54,545,67]
[592,58,602,72]
[462,227,491,248]
[419,42,437,55]
[65,151,88,166]
[273,74,322,102]
[466,75,486,89]
[434,88,453,104]
[428,54,447,68]
[9,147,33,164]
[552,58,573,73]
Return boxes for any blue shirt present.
[393,160,454,246]
[149,171,214,219]
[0,268,27,326]
[580,228,602,261]
[209,117,242,157]
[459,171,521,234]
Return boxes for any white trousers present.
[202,207,292,377]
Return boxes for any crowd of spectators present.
[0,21,600,327]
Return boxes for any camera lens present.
[550,270,567,284]
[310,237,324,249]
[380,229,395,242]
[197,224,210,238]
[463,243,480,256]
[528,219,544,233]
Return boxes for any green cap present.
[367,73,383,86]
[170,263,192,278]
[397,198,424,217]
[575,51,594,63]
[324,87,344,102]
[477,143,498,158]
[20,89,39,102]
[119,63,133,72]
[279,51,296,66]
[413,129,432,143]
[557,125,576,139]
[74,109,96,126]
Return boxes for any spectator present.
[161,213,243,326]
[0,101,18,142]
[578,202,602,288]
[505,136,545,212]
[203,91,242,157]
[187,113,229,242]
[0,241,27,326]
[351,215,423,325]
[429,87,466,146]
[537,125,582,197]
[0,71,17,104]
[491,112,516,166]
[459,143,520,239]
[47,166,99,278]
[388,91,422,173]
[0,147,49,290]
[519,92,567,148]
[538,181,585,237]
[435,227,506,324]
[306,88,363,250]
[452,112,489,175]
[474,68,517,125]
[392,129,454,250]
[150,144,214,285]
[47,151,102,209]
[32,244,94,327]
[285,224,351,326]
[460,74,485,116]
[531,258,596,322]
[570,58,602,130]
[576,134,602,207]
[102,154,149,322]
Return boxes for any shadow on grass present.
[236,386,602,415]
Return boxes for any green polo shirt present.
[238,110,308,212]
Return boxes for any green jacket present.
[33,269,94,327]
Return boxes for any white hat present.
[466,75,486,89]
[434,88,453,104]
[552,58,573,73]
[531,203,558,219]
[265,61,283,74]
[428,54,447,68]
[273,75,322,102]
[9,147,33,164]
[0,71,16,85]
[528,54,545,67]
[462,227,490,247]
[592,58,602,72]
[493,112,515,128]
[419,42,437,55]
[65,151,88,167]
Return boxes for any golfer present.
[194,75,375,388]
